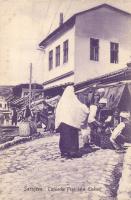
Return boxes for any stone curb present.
[0,131,57,151]
[117,144,131,200]
[0,136,32,150]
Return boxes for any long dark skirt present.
[89,122,101,146]
[58,123,79,155]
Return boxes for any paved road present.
[0,135,124,200]
[117,143,131,200]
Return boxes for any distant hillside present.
[0,85,14,98]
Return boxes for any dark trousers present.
[89,122,101,146]
[58,123,79,155]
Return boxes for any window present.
[56,45,60,66]
[0,103,2,108]
[63,40,68,63]
[110,42,119,63]
[90,38,99,61]
[49,50,53,70]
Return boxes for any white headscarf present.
[55,86,89,129]
[120,112,130,119]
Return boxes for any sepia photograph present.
[0,0,131,199]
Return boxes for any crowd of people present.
[55,85,131,158]
[11,103,55,136]
[1,84,130,158]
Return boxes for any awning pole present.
[29,63,32,108]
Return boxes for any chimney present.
[127,62,131,68]
[59,13,63,26]
[127,56,131,67]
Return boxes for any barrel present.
[19,122,30,137]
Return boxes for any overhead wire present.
[34,0,64,83]
[34,0,73,84]
[46,0,64,36]
[39,0,52,38]
[33,0,52,83]
[64,0,73,20]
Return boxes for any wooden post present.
[29,63,32,108]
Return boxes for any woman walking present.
[55,86,89,158]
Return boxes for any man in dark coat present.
[12,107,17,126]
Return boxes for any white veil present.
[55,86,89,129]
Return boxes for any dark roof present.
[12,83,43,97]
[13,83,43,90]
[43,71,74,86]
[75,65,131,91]
[44,82,73,98]
[39,3,131,47]
[39,15,75,47]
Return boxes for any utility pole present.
[29,63,32,108]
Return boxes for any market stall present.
[76,82,131,112]
[76,81,131,146]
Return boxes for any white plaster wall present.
[74,7,131,83]
[43,27,75,84]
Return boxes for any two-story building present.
[39,4,131,92]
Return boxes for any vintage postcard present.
[0,0,131,199]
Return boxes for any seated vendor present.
[104,108,120,129]
[110,111,130,152]
[88,97,107,146]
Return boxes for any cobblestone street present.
[0,135,124,200]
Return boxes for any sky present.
[0,0,131,85]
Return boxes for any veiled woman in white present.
[55,86,89,158]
